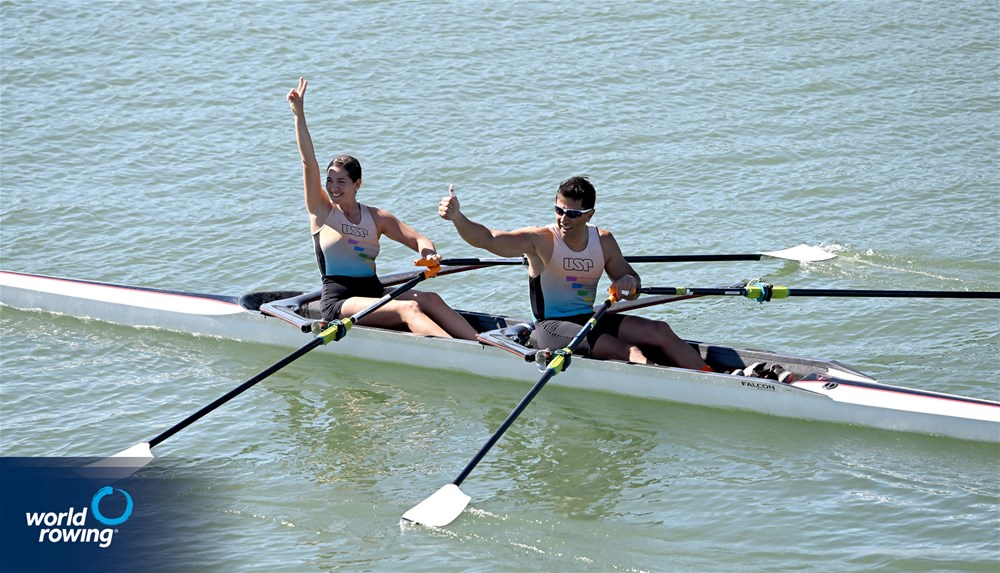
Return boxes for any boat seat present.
[476,322,537,360]
[509,322,535,347]
[256,289,323,332]
[240,290,315,314]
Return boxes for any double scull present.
[1,269,997,443]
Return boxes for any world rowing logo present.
[91,486,133,526]
[24,486,133,548]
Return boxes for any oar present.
[88,264,443,473]
[435,257,528,266]
[378,263,493,287]
[402,293,618,527]
[430,244,835,268]
[638,284,1000,300]
[625,244,835,263]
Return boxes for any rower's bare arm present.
[287,77,331,232]
[601,230,641,300]
[438,185,541,258]
[374,208,439,260]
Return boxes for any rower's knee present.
[652,321,677,338]
[414,291,446,311]
[648,321,683,351]
[397,300,425,322]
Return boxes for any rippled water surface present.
[2,1,998,571]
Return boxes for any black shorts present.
[533,312,627,356]
[321,275,388,320]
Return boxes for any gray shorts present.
[533,312,626,355]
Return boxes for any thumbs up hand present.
[438,184,462,221]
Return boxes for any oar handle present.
[451,298,614,487]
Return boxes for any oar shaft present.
[780,289,1000,299]
[639,287,739,296]
[352,274,425,323]
[451,299,613,487]
[452,368,557,487]
[380,264,485,287]
[441,257,525,266]
[148,270,432,450]
[148,338,323,448]
[436,255,763,267]
[434,245,834,270]
[638,287,1000,299]
[626,254,762,263]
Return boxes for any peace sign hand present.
[287,77,308,116]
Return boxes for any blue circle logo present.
[91,486,133,526]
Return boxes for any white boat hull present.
[2,270,997,442]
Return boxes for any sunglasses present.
[554,205,594,219]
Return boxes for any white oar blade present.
[77,442,154,481]
[761,244,836,262]
[401,484,471,527]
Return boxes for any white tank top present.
[312,205,380,277]
[529,224,605,320]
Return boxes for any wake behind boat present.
[1,269,998,443]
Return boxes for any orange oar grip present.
[608,285,626,303]
[414,258,442,277]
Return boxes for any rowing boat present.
[1,269,998,443]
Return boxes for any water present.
[2,0,998,571]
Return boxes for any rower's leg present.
[617,316,709,371]
[394,290,479,340]
[536,319,648,363]
[337,298,451,338]
[590,335,649,364]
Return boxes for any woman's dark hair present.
[327,155,362,183]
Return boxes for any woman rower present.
[287,77,477,340]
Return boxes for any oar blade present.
[761,244,836,262]
[78,442,154,481]
[402,484,471,527]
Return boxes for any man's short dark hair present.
[557,176,596,209]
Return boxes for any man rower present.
[438,176,712,371]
